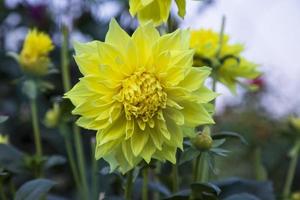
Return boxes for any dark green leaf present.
[44,155,66,170]
[179,147,200,165]
[212,132,248,145]
[212,139,226,148]
[210,148,230,157]
[0,144,26,173]
[22,80,37,100]
[191,182,221,196]
[149,181,171,196]
[214,178,275,200]
[224,193,259,200]
[0,115,9,123]
[164,189,190,200]
[15,179,55,200]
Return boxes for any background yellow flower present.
[19,29,54,76]
[65,19,216,173]
[190,29,260,92]
[0,134,9,144]
[129,0,186,26]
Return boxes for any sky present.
[181,0,300,117]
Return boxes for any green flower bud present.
[192,126,213,151]
[290,117,300,131]
[44,103,60,128]
[292,192,300,200]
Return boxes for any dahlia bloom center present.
[119,71,167,122]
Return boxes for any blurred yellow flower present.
[129,0,186,26]
[0,134,8,144]
[190,29,260,92]
[290,117,300,131]
[292,192,300,200]
[20,29,54,76]
[44,103,61,128]
[65,19,216,173]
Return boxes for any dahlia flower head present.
[129,0,186,26]
[190,29,261,92]
[19,29,54,76]
[65,19,217,173]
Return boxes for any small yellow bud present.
[44,103,60,128]
[192,127,213,151]
[290,117,300,131]
[0,134,9,144]
[292,192,300,200]
[19,29,54,76]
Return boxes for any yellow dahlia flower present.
[190,29,260,92]
[20,29,54,76]
[0,134,8,144]
[129,0,186,26]
[65,19,216,173]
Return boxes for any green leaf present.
[179,147,200,165]
[175,0,186,18]
[214,178,275,200]
[224,193,259,200]
[6,52,20,62]
[15,179,55,200]
[22,80,37,100]
[0,115,9,123]
[164,189,190,200]
[0,144,26,173]
[212,139,226,148]
[44,155,66,170]
[191,182,221,199]
[210,148,230,157]
[212,131,248,145]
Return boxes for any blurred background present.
[0,0,299,199]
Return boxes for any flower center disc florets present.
[119,71,167,122]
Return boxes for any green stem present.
[64,136,82,196]
[60,26,89,199]
[0,181,7,200]
[193,153,201,182]
[142,168,149,200]
[216,16,226,60]
[199,153,209,182]
[59,124,82,197]
[91,138,98,200]
[125,170,133,200]
[30,98,43,177]
[254,147,267,181]
[61,26,71,92]
[9,178,15,198]
[73,125,89,199]
[154,163,161,200]
[172,163,179,192]
[283,141,300,198]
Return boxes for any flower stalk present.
[142,167,149,200]
[283,140,300,198]
[125,170,133,200]
[30,98,43,177]
[172,163,179,192]
[60,25,89,199]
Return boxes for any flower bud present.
[19,29,54,76]
[292,192,300,200]
[290,117,300,131]
[44,103,61,128]
[0,134,9,144]
[192,126,213,151]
